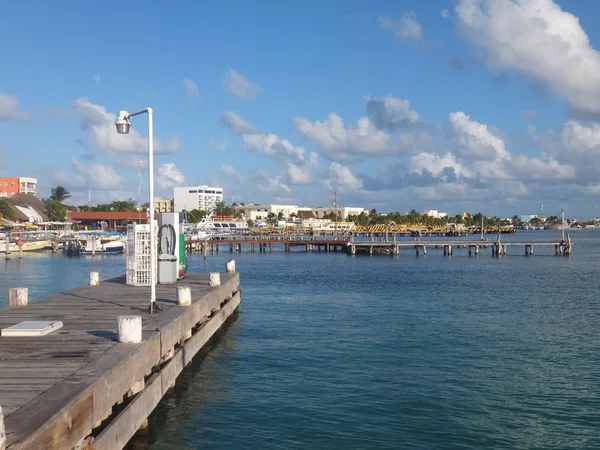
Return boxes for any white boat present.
[78,239,124,255]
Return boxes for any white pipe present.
[147,108,156,313]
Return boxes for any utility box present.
[158,213,180,284]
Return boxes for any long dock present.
[348,237,573,256]
[0,270,240,450]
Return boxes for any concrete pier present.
[0,272,240,450]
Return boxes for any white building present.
[310,206,365,219]
[423,210,447,219]
[19,177,37,195]
[173,185,224,212]
[235,204,299,221]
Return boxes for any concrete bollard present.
[225,259,236,273]
[8,288,28,307]
[117,316,142,343]
[209,272,221,287]
[177,286,191,306]
[89,272,100,286]
[0,405,5,450]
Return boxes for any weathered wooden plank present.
[90,372,163,450]
[5,380,93,450]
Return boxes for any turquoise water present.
[1,231,599,449]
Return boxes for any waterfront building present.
[154,197,173,214]
[423,210,448,219]
[68,211,148,231]
[235,204,299,221]
[174,185,224,213]
[310,206,365,219]
[0,176,37,197]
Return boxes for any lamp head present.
[115,110,131,134]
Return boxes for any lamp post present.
[115,107,159,314]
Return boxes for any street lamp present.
[115,107,159,314]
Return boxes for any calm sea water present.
[1,230,599,449]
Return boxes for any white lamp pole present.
[116,107,158,314]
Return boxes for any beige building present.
[154,197,173,214]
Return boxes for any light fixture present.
[115,110,131,134]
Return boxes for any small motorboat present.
[78,239,125,255]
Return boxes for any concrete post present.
[423,246,427,256]
[117,316,142,343]
[8,288,28,307]
[209,272,221,287]
[0,405,6,450]
[226,259,236,273]
[4,237,10,260]
[89,272,100,286]
[176,286,191,306]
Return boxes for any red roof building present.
[68,211,148,221]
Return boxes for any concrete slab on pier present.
[0,272,240,450]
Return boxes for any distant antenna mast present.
[88,187,91,207]
[334,191,338,238]
[561,208,565,242]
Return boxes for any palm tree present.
[50,186,71,202]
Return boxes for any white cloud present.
[252,172,292,194]
[221,111,259,134]
[0,93,33,121]
[294,113,412,162]
[183,78,199,99]
[378,12,422,41]
[365,95,422,131]
[223,70,261,101]
[441,8,450,18]
[157,163,185,189]
[218,164,243,184]
[243,133,319,184]
[455,0,600,113]
[325,163,363,193]
[209,139,230,152]
[412,152,474,178]
[72,97,180,154]
[93,74,101,82]
[448,111,509,160]
[54,159,126,190]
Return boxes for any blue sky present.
[2,0,600,218]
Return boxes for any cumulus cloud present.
[221,111,259,134]
[448,111,509,161]
[365,95,422,131]
[223,70,261,101]
[0,93,34,121]
[54,159,126,190]
[455,0,600,113]
[218,164,243,184]
[378,12,422,41]
[243,133,319,184]
[72,97,180,154]
[294,113,412,162]
[183,78,199,98]
[209,139,230,152]
[324,163,363,193]
[157,163,185,189]
[252,171,292,195]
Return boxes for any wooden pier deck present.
[0,271,240,450]
[187,238,347,253]
[349,237,572,256]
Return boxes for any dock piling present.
[4,237,10,261]
[209,272,221,287]
[226,259,236,273]
[117,316,142,344]
[8,288,28,307]
[0,405,6,450]
[176,286,192,306]
[89,272,100,286]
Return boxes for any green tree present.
[44,199,68,221]
[49,186,71,202]
[0,198,15,219]
[266,212,277,226]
